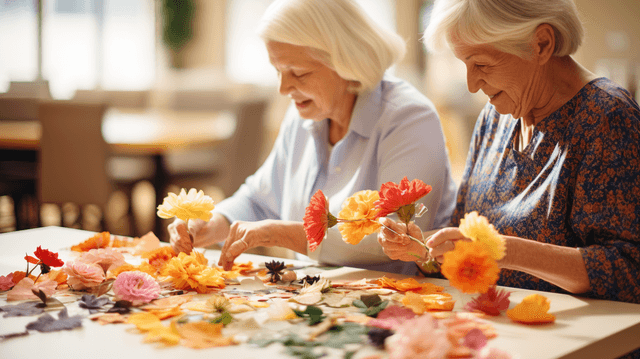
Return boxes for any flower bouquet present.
[302,177,439,272]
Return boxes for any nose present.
[466,67,482,94]
[278,72,294,96]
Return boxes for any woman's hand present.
[426,227,470,263]
[167,214,230,254]
[217,220,308,271]
[377,217,427,262]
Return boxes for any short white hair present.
[424,0,584,58]
[257,0,406,93]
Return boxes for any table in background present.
[0,108,235,237]
[1,227,639,359]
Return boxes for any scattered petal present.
[0,301,44,317]
[26,308,82,332]
[507,294,556,324]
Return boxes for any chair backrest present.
[0,98,39,121]
[38,100,112,206]
[221,99,268,196]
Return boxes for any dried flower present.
[34,246,64,267]
[507,294,556,324]
[459,211,506,260]
[157,188,215,222]
[112,271,161,306]
[465,286,511,316]
[71,232,111,252]
[161,252,225,293]
[141,246,177,269]
[206,295,230,313]
[386,314,450,359]
[78,248,126,274]
[441,241,500,294]
[63,261,106,290]
[338,190,381,245]
[0,273,15,291]
[299,275,320,286]
[6,277,57,301]
[374,177,432,224]
[265,260,286,283]
[303,190,338,252]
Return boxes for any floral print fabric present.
[451,78,640,303]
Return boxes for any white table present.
[1,227,639,359]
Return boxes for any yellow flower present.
[459,211,506,260]
[507,294,556,324]
[338,190,381,245]
[157,188,215,222]
[161,252,225,293]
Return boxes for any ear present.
[532,24,555,65]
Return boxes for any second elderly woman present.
[379,0,640,304]
[169,0,458,275]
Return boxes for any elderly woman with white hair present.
[379,0,640,305]
[169,0,458,275]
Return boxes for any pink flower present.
[64,261,106,290]
[386,314,450,359]
[112,271,161,306]
[0,273,15,291]
[465,286,511,316]
[6,277,57,301]
[78,248,126,273]
[367,305,416,330]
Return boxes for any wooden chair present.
[0,97,41,230]
[38,100,155,235]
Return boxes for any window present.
[0,0,155,99]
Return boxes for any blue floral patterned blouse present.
[450,77,640,304]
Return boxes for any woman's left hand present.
[426,227,470,263]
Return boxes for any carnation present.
[78,248,126,273]
[157,188,215,222]
[113,271,161,306]
[64,261,106,290]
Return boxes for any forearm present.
[265,220,309,255]
[500,236,591,294]
[198,213,231,246]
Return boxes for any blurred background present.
[1,0,639,242]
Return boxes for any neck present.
[328,93,357,145]
[524,56,596,127]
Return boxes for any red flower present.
[464,286,511,316]
[34,246,64,267]
[374,177,432,223]
[24,255,39,264]
[303,190,337,252]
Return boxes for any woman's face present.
[266,41,354,122]
[451,38,540,120]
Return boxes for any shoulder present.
[571,78,640,143]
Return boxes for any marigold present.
[161,252,225,293]
[459,211,506,260]
[507,294,556,324]
[157,188,215,222]
[441,241,500,294]
[71,232,111,252]
[374,177,432,224]
[303,190,337,251]
[338,190,381,245]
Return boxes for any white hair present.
[424,0,584,58]
[257,0,406,93]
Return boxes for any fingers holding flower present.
[426,227,470,263]
[377,217,427,262]
[168,219,194,254]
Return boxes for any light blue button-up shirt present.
[215,75,457,275]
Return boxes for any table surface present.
[0,107,236,154]
[1,227,639,359]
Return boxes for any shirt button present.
[334,167,341,173]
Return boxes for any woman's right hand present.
[168,214,230,254]
[377,217,427,262]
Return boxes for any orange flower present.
[441,241,500,294]
[303,190,337,252]
[174,321,236,349]
[459,211,506,260]
[402,291,455,314]
[338,190,381,245]
[110,262,158,278]
[71,232,110,252]
[375,276,444,294]
[374,177,432,223]
[507,294,556,324]
[141,246,177,269]
[161,252,225,293]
